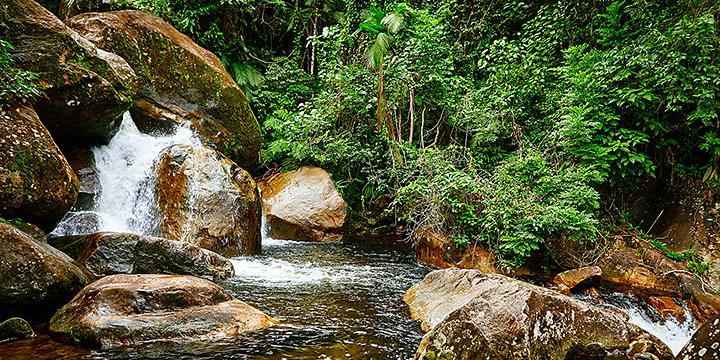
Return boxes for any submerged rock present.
[259,167,347,242]
[676,316,720,360]
[155,145,260,257]
[405,269,673,360]
[49,232,235,282]
[67,10,260,169]
[0,318,35,342]
[0,0,136,145]
[0,104,79,231]
[50,274,275,348]
[0,223,91,319]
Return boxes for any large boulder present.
[259,167,347,242]
[405,269,673,360]
[599,244,720,322]
[67,10,261,169]
[155,144,260,257]
[676,316,720,359]
[0,0,136,146]
[0,103,79,230]
[50,274,275,348]
[0,223,91,319]
[49,232,235,281]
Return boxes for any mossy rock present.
[0,103,79,231]
[68,10,260,170]
[0,0,137,146]
[0,317,35,342]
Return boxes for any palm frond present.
[381,13,404,34]
[363,42,384,70]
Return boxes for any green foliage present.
[651,238,711,276]
[135,0,720,268]
[0,39,41,102]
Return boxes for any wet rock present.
[50,274,275,348]
[676,316,720,360]
[0,318,35,342]
[646,296,685,322]
[67,10,260,169]
[0,103,79,231]
[50,211,101,237]
[406,269,673,360]
[259,167,347,242]
[0,223,91,319]
[0,0,136,146]
[553,266,602,295]
[48,232,235,281]
[599,244,720,322]
[156,145,260,257]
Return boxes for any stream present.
[1,113,698,358]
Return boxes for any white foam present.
[230,258,340,284]
[52,112,199,236]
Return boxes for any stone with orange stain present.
[155,144,260,257]
[646,296,686,322]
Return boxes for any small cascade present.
[575,292,698,355]
[51,112,200,236]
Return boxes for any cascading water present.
[575,292,698,355]
[51,112,199,236]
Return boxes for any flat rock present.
[49,232,235,282]
[50,274,275,348]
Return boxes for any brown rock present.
[49,274,275,348]
[599,245,720,322]
[0,0,136,145]
[67,10,260,169]
[412,228,458,268]
[552,265,602,292]
[0,103,79,231]
[457,245,498,273]
[0,223,91,319]
[406,269,673,360]
[676,316,720,360]
[259,167,347,242]
[155,144,260,257]
[646,296,685,322]
[48,232,235,282]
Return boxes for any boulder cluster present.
[0,0,274,348]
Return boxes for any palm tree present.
[358,4,409,140]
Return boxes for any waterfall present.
[51,112,199,236]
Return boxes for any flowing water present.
[574,292,698,355]
[51,112,200,237]
[12,112,696,359]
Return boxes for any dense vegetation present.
[58,0,720,269]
